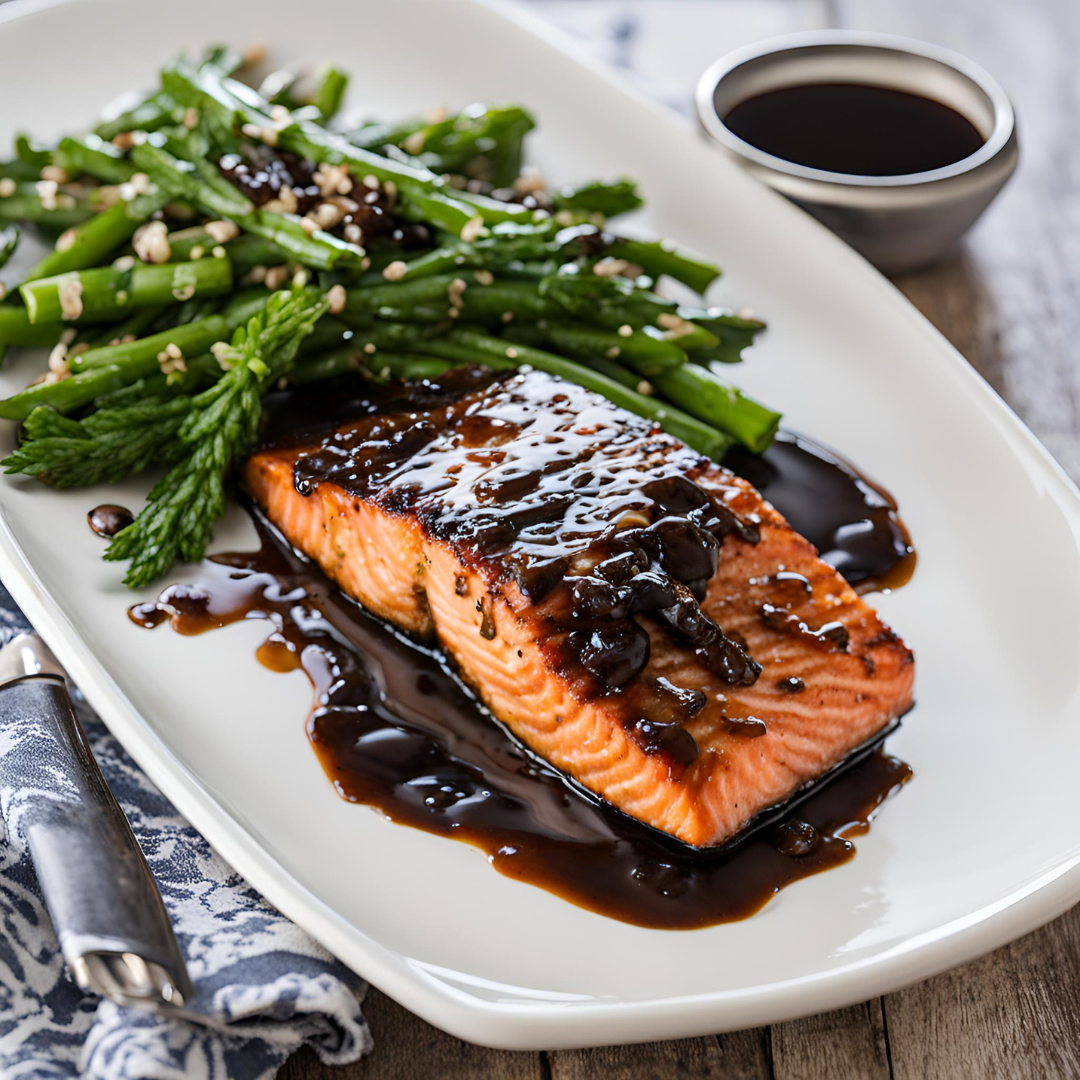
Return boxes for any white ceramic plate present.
[2,0,1079,1051]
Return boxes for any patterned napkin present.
[0,585,372,1080]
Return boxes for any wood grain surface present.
[284,0,1080,1074]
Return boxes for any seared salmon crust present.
[246,367,913,847]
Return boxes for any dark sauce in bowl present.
[129,392,916,929]
[722,82,985,176]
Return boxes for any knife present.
[0,631,193,1010]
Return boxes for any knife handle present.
[0,673,193,1005]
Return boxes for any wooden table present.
[284,0,1080,1074]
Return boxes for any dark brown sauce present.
[131,508,910,929]
[722,82,985,176]
[726,431,916,593]
[129,378,917,928]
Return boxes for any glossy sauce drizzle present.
[130,418,914,929]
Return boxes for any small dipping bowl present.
[695,31,1019,273]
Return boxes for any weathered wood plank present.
[278,988,543,1080]
[884,911,1080,1080]
[548,1027,771,1080]
[771,999,890,1080]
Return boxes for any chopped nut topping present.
[211,245,226,258]
[36,180,59,210]
[55,227,79,252]
[47,343,69,373]
[264,265,290,290]
[299,215,319,236]
[605,346,621,359]
[474,269,494,286]
[592,258,630,278]
[0,178,16,197]
[40,165,69,184]
[636,380,654,396]
[133,220,171,263]
[58,278,84,321]
[182,107,200,129]
[617,323,633,337]
[314,162,352,197]
[505,347,518,359]
[382,260,407,281]
[657,312,697,339]
[363,342,376,354]
[111,131,137,151]
[402,131,426,155]
[204,220,239,244]
[422,106,448,124]
[242,41,266,67]
[460,216,485,243]
[327,284,347,314]
[112,255,136,272]
[513,168,546,195]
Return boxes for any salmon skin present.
[245,367,914,848]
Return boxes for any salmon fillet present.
[245,367,914,848]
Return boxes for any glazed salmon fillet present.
[245,367,913,847]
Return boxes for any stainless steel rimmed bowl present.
[695,31,1019,273]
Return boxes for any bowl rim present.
[694,29,1016,189]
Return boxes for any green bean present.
[0,225,18,270]
[69,314,229,374]
[129,140,253,220]
[21,257,233,324]
[56,136,136,184]
[651,364,781,453]
[0,305,65,349]
[540,321,689,376]
[23,191,170,284]
[603,238,720,294]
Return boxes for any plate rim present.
[2,0,1080,1049]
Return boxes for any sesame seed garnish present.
[189,245,204,260]
[111,131,137,151]
[605,346,621,358]
[172,284,195,301]
[112,255,135,272]
[423,106,448,124]
[343,222,363,244]
[299,216,319,236]
[204,220,239,244]
[505,347,518,359]
[363,174,380,190]
[402,131,426,155]
[115,289,129,305]
[363,342,376,354]
[182,107,200,129]
[360,257,372,271]
[212,245,226,259]
[270,104,291,126]
[637,380,654,396]
[501,311,514,323]
[128,172,151,195]
[327,284,347,315]
[60,328,77,345]
[69,342,90,357]
[617,324,633,337]
[460,216,485,243]
[382,260,407,281]
[58,278,83,321]
[40,165,69,184]
[133,220,171,263]
[656,312,696,338]
[165,342,183,360]
[292,267,308,288]
[474,269,494,286]
[0,178,16,198]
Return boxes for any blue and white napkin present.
[0,585,372,1080]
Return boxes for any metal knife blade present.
[0,631,193,1010]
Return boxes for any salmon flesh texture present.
[245,367,914,848]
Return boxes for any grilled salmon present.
[244,367,913,847]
